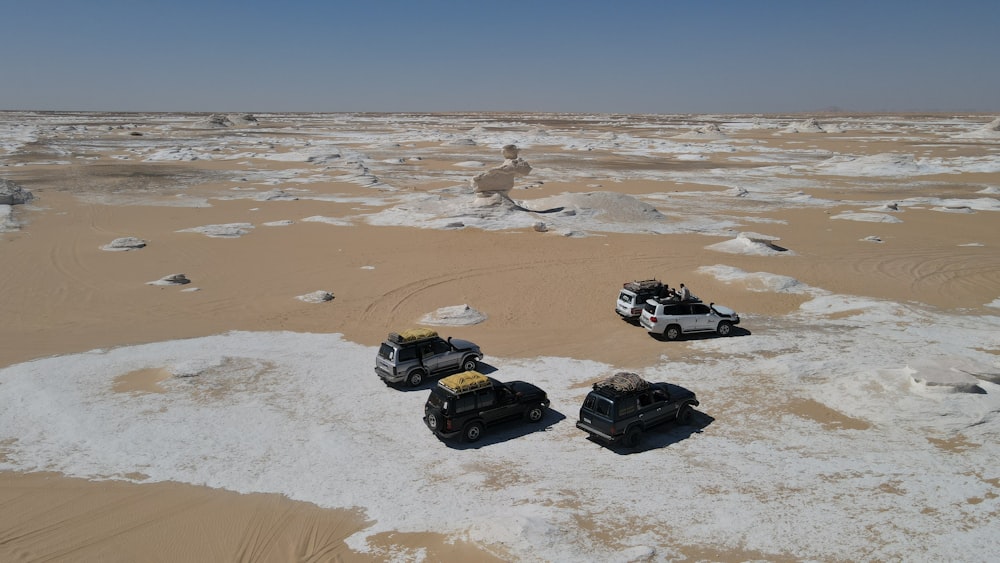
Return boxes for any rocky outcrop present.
[0,178,34,205]
[471,145,532,195]
[297,290,335,303]
[147,273,191,286]
[101,237,147,251]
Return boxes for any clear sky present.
[3,0,998,114]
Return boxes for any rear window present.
[378,344,395,360]
[583,393,613,416]
[643,302,657,314]
[427,389,448,409]
[618,292,634,305]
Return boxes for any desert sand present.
[1,111,999,561]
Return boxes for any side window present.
[477,388,496,409]
[691,304,711,315]
[433,340,451,355]
[618,400,636,418]
[664,304,683,316]
[455,394,476,414]
[399,347,417,362]
[652,389,667,402]
[637,393,652,407]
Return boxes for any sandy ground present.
[1,112,998,561]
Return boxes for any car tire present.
[664,325,681,341]
[463,421,484,443]
[461,357,478,372]
[677,404,694,425]
[525,406,545,423]
[426,413,439,431]
[407,370,425,387]
[623,426,642,448]
[717,321,733,337]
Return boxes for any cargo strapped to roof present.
[388,328,439,344]
[623,279,663,292]
[593,372,651,395]
[438,371,491,394]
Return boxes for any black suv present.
[424,371,550,443]
[576,372,698,448]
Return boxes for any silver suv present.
[375,330,483,387]
[639,300,740,340]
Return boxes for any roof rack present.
[623,279,662,292]
[593,372,651,395]
[388,328,439,344]
[438,371,491,394]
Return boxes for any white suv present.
[639,300,740,340]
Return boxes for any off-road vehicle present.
[423,371,550,442]
[375,328,483,387]
[576,372,698,448]
[616,279,669,321]
[639,300,740,340]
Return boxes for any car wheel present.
[717,321,733,336]
[461,357,478,371]
[623,426,641,448]
[676,404,694,425]
[664,325,681,341]
[525,406,545,423]
[426,413,439,430]
[463,421,484,443]
[407,370,425,387]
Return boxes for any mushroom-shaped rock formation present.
[471,144,532,196]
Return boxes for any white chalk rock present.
[419,304,487,326]
[147,273,191,286]
[102,237,147,251]
[297,290,334,303]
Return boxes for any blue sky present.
[3,0,998,113]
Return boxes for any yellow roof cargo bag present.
[389,328,439,343]
[438,371,491,394]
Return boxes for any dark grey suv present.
[576,372,698,448]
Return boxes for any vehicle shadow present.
[592,409,716,455]
[439,408,568,450]
[651,327,751,342]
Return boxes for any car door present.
[688,303,713,331]
[635,391,669,427]
[651,385,679,419]
[482,386,520,425]
[428,338,456,372]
